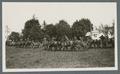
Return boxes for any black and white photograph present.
[2,2,117,72]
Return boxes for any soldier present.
[100,35,105,48]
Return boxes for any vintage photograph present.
[2,2,117,72]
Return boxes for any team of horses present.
[6,35,114,51]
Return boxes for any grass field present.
[6,46,115,68]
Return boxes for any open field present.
[6,46,114,68]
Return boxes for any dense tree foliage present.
[72,18,93,39]
[22,18,43,41]
[44,24,56,39]
[8,16,94,42]
[55,20,71,41]
[9,32,20,42]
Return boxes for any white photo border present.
[2,2,118,72]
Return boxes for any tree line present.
[8,16,93,42]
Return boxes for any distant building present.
[86,30,104,40]
[86,26,114,40]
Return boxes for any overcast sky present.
[2,2,117,33]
